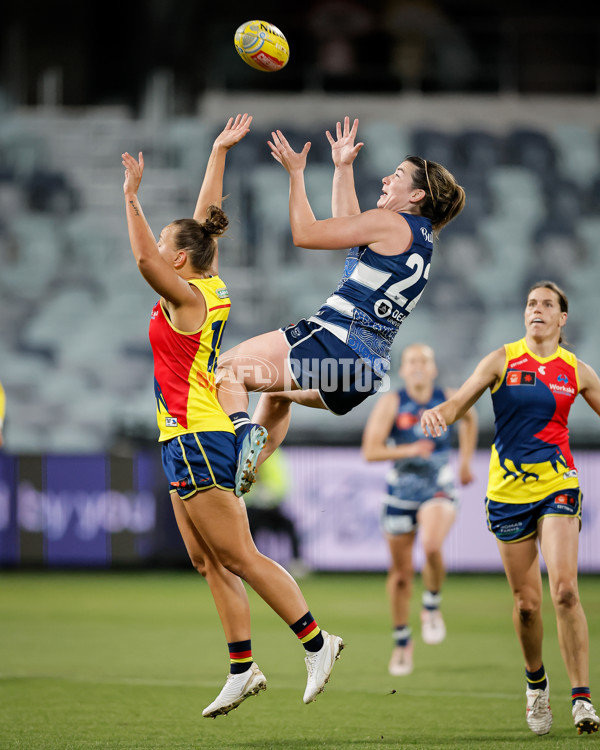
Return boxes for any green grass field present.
[1,571,599,750]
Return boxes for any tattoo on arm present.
[129,200,140,216]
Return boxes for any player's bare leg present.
[498,537,552,735]
[417,501,456,644]
[386,532,415,675]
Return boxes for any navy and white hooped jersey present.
[386,386,455,502]
[309,213,433,377]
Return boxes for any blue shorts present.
[486,488,582,543]
[281,318,383,416]
[161,431,236,499]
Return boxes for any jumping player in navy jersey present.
[217,117,466,491]
[421,281,600,736]
[362,343,477,676]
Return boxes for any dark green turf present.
[1,571,599,749]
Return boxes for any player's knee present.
[421,541,443,560]
[389,567,413,590]
[516,595,540,623]
[552,581,579,610]
[188,552,209,577]
[213,546,254,579]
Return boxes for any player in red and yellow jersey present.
[122,114,342,719]
[420,281,600,736]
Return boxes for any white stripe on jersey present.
[349,261,392,289]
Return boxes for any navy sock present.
[228,639,253,674]
[290,611,324,652]
[526,664,547,692]
[572,687,592,706]
[393,625,411,647]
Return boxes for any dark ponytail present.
[171,205,229,272]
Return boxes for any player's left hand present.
[268,130,311,173]
[326,116,364,168]
[122,151,144,194]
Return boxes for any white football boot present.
[573,699,600,735]
[526,681,552,735]
[388,643,414,676]
[303,631,344,704]
[202,663,267,718]
[235,425,268,496]
[421,608,446,645]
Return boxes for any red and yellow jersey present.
[148,276,234,441]
[487,338,580,504]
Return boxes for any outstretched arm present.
[122,151,197,306]
[194,114,252,275]
[269,129,403,251]
[193,113,252,220]
[421,348,505,438]
[326,116,364,218]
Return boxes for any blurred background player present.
[122,114,343,718]
[218,117,466,490]
[243,448,308,579]
[0,378,5,448]
[362,343,477,675]
[421,281,600,736]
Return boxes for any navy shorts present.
[281,318,383,416]
[161,431,236,499]
[486,488,582,543]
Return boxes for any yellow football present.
[234,20,289,72]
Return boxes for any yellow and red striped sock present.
[290,612,324,652]
[228,639,253,674]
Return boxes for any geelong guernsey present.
[309,213,433,377]
[487,338,580,504]
[148,276,235,441]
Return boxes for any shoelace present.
[305,652,318,677]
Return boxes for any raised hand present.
[268,130,311,173]
[213,113,253,150]
[326,116,364,168]
[122,151,144,194]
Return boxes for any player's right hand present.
[421,407,448,438]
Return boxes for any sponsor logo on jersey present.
[374,299,393,318]
[554,494,575,506]
[549,382,576,396]
[420,226,433,244]
[216,287,229,299]
[509,357,529,367]
[538,365,546,375]
[165,417,178,427]
[557,373,569,384]
[396,412,419,430]
[563,469,578,479]
[507,370,536,386]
